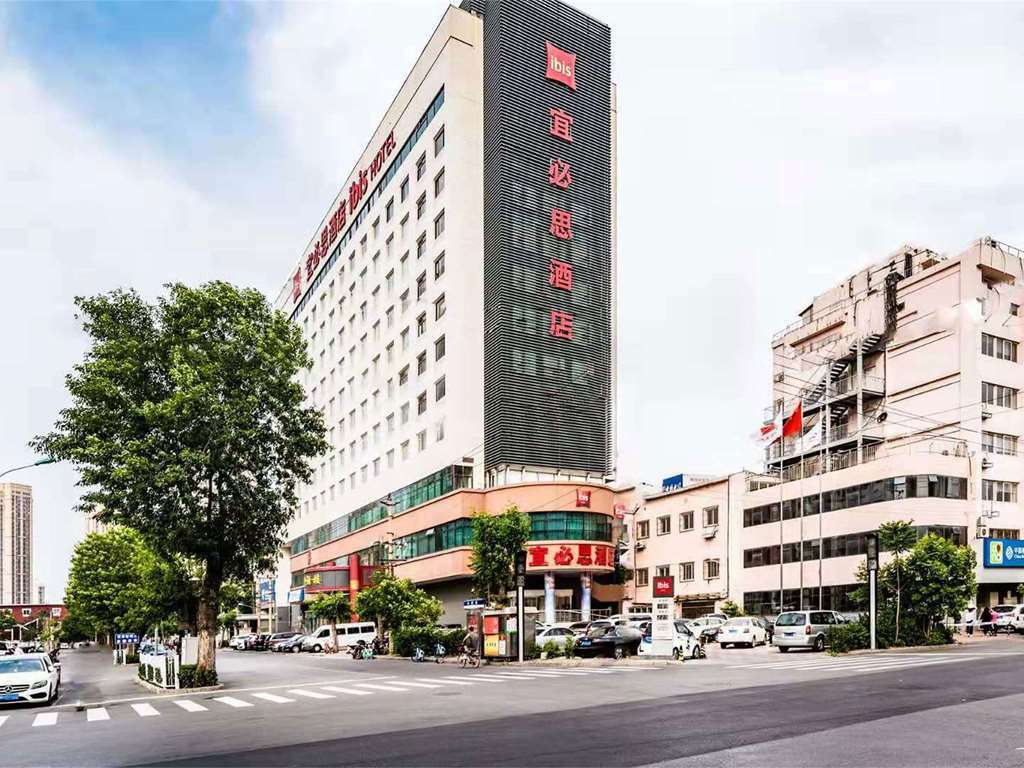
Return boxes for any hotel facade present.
[631,239,1024,617]
[273,0,620,626]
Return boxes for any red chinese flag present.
[782,401,803,438]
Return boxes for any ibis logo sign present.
[545,42,577,90]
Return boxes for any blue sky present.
[2,1,1024,600]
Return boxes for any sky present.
[2,1,1024,601]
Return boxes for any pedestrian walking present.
[964,605,977,638]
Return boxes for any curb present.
[134,678,224,695]
[488,658,678,669]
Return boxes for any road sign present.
[114,633,139,647]
[463,598,487,609]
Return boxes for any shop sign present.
[653,576,674,598]
[483,615,500,635]
[545,41,577,90]
[984,538,1024,567]
[576,489,592,508]
[526,542,615,571]
[484,635,500,657]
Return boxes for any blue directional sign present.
[114,633,139,646]
[983,538,1024,568]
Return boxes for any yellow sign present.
[483,635,500,657]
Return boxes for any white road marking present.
[321,686,373,696]
[729,654,975,672]
[173,699,208,712]
[32,712,58,727]
[455,675,507,682]
[381,680,443,688]
[288,689,334,699]
[0,715,8,729]
[252,692,295,704]
[86,707,110,722]
[213,696,254,708]
[421,677,474,686]
[131,703,160,717]
[491,673,543,680]
[354,683,411,692]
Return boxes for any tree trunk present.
[197,568,222,673]
[330,620,338,653]
[894,561,901,645]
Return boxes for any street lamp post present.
[0,457,57,481]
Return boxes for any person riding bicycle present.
[462,627,478,656]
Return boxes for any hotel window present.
[400,440,409,460]
[417,352,427,376]
[434,168,445,197]
[386,270,394,294]
[385,198,394,222]
[417,234,427,258]
[679,511,694,531]
[435,376,446,401]
[991,528,1021,539]
[385,342,394,363]
[361,465,368,482]
[1012,303,1020,317]
[399,365,409,386]
[372,218,380,240]
[434,210,445,238]
[434,126,445,156]
[983,382,1017,408]
[704,559,721,580]
[635,568,649,587]
[386,449,395,468]
[360,235,367,255]
[401,289,410,314]
[434,335,446,361]
[400,176,409,202]
[416,193,427,220]
[654,565,671,579]
[435,418,445,442]
[401,328,410,351]
[703,505,719,526]
[416,152,426,180]
[416,273,427,299]
[983,431,1018,456]
[656,515,671,535]
[417,429,427,451]
[417,312,427,337]
[982,333,1017,362]
[679,561,695,582]
[417,392,427,415]
[385,234,394,259]
[373,458,380,477]
[434,252,445,279]
[434,294,446,320]
[983,479,1018,503]
[636,520,650,539]
[400,214,409,240]
[401,403,410,424]
[386,413,395,433]
[385,307,394,329]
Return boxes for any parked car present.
[1008,605,1024,632]
[272,634,307,653]
[991,605,1017,632]
[303,622,377,653]
[266,632,300,651]
[574,626,642,659]
[608,613,652,629]
[638,619,702,660]
[229,634,253,650]
[536,626,576,648]
[688,617,725,642]
[702,613,728,622]
[719,617,769,648]
[773,610,845,652]
[756,616,775,643]
[0,653,60,706]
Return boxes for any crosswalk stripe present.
[173,699,208,712]
[354,683,411,692]
[213,696,254,708]
[87,707,110,722]
[252,692,295,704]
[457,675,507,682]
[131,703,160,717]
[0,715,8,729]
[491,673,542,680]
[321,686,373,696]
[383,680,443,688]
[32,712,58,727]
[289,689,334,699]
[731,655,972,671]
[421,677,474,686]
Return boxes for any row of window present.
[292,88,445,320]
[743,585,860,616]
[982,430,1018,456]
[528,511,613,542]
[743,475,968,528]
[641,506,719,538]
[743,526,966,568]
[983,479,1018,503]
[982,332,1018,362]
[636,559,719,587]
[983,381,1017,409]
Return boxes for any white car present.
[638,620,702,660]
[229,634,254,650]
[991,605,1017,632]
[1009,605,1024,632]
[608,613,652,629]
[536,626,576,648]
[0,653,61,706]
[718,617,769,648]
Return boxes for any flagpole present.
[798,435,804,610]
[779,434,784,616]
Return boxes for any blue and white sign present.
[288,588,305,604]
[983,538,1024,568]
[661,474,685,492]
[114,633,139,647]
[258,579,276,605]
[462,598,486,609]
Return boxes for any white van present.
[302,622,377,652]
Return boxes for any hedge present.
[392,626,466,657]
[179,664,218,688]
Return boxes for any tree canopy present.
[355,572,442,634]
[0,610,15,634]
[469,505,531,605]
[34,282,327,673]
[306,592,353,651]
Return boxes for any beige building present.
[632,238,1024,616]
[0,483,33,605]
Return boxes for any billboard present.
[465,0,613,476]
[983,538,1024,568]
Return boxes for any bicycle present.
[458,645,481,668]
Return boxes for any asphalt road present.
[2,640,1022,767]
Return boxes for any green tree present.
[0,609,15,637]
[33,283,327,674]
[355,572,442,638]
[720,600,744,618]
[306,592,352,652]
[65,528,179,639]
[879,520,917,644]
[901,533,976,636]
[469,504,531,606]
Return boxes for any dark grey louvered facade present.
[461,0,614,477]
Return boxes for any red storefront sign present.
[576,489,592,508]
[526,542,614,571]
[653,576,675,598]
[545,42,577,90]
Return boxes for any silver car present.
[773,610,845,652]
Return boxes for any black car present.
[267,632,301,652]
[573,626,642,659]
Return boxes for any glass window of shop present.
[528,511,613,542]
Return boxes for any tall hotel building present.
[0,483,33,605]
[630,239,1024,616]
[274,0,620,624]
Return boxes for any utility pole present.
[866,532,879,650]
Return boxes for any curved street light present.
[0,456,57,481]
